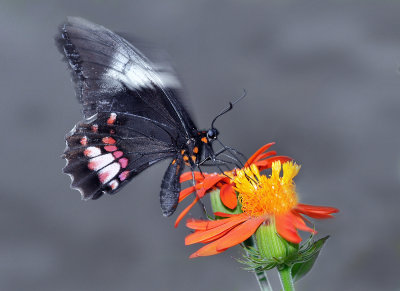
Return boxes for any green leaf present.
[291,236,329,282]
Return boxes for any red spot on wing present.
[104,145,117,152]
[102,137,116,144]
[107,113,117,125]
[80,136,88,146]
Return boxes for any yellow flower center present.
[234,161,300,217]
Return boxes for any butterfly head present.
[207,127,219,141]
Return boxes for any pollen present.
[234,161,300,217]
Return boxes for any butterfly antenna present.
[211,89,247,129]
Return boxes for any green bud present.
[255,219,298,263]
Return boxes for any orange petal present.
[200,228,232,243]
[220,184,237,209]
[275,215,301,244]
[174,196,200,228]
[202,175,225,190]
[252,151,276,163]
[180,171,204,183]
[214,212,235,218]
[245,142,275,166]
[185,215,249,245]
[289,211,315,234]
[215,217,264,251]
[189,240,228,258]
[296,204,339,219]
[179,186,196,202]
[186,217,235,230]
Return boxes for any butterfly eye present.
[207,128,219,140]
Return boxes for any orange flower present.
[185,161,339,258]
[175,143,291,227]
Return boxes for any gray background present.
[1,0,399,290]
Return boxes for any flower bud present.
[255,219,298,262]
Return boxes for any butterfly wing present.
[57,17,196,135]
[58,17,197,214]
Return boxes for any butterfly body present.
[58,17,217,216]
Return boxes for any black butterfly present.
[57,17,225,217]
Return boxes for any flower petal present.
[214,212,236,218]
[289,211,315,234]
[186,217,235,230]
[202,175,226,190]
[253,150,276,163]
[180,171,204,183]
[295,203,339,219]
[275,215,302,244]
[189,240,228,258]
[179,186,196,202]
[245,143,275,166]
[220,184,237,209]
[174,196,200,228]
[185,215,249,245]
[215,217,265,251]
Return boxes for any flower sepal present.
[240,227,330,283]
[290,235,330,282]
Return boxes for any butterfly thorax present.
[180,128,219,167]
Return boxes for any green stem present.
[243,237,273,291]
[254,269,273,291]
[278,266,295,291]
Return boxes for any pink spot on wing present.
[102,137,116,144]
[113,151,123,159]
[99,172,110,184]
[104,145,117,152]
[110,129,115,134]
[91,124,98,133]
[107,113,117,125]
[119,171,130,181]
[80,136,88,146]
[88,153,114,171]
[98,163,120,184]
[88,161,98,171]
[119,158,128,168]
[84,147,101,158]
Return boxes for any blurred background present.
[1,0,400,290]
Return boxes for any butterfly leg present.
[191,168,208,217]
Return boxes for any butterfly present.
[57,17,227,217]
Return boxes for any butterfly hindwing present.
[63,111,178,200]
